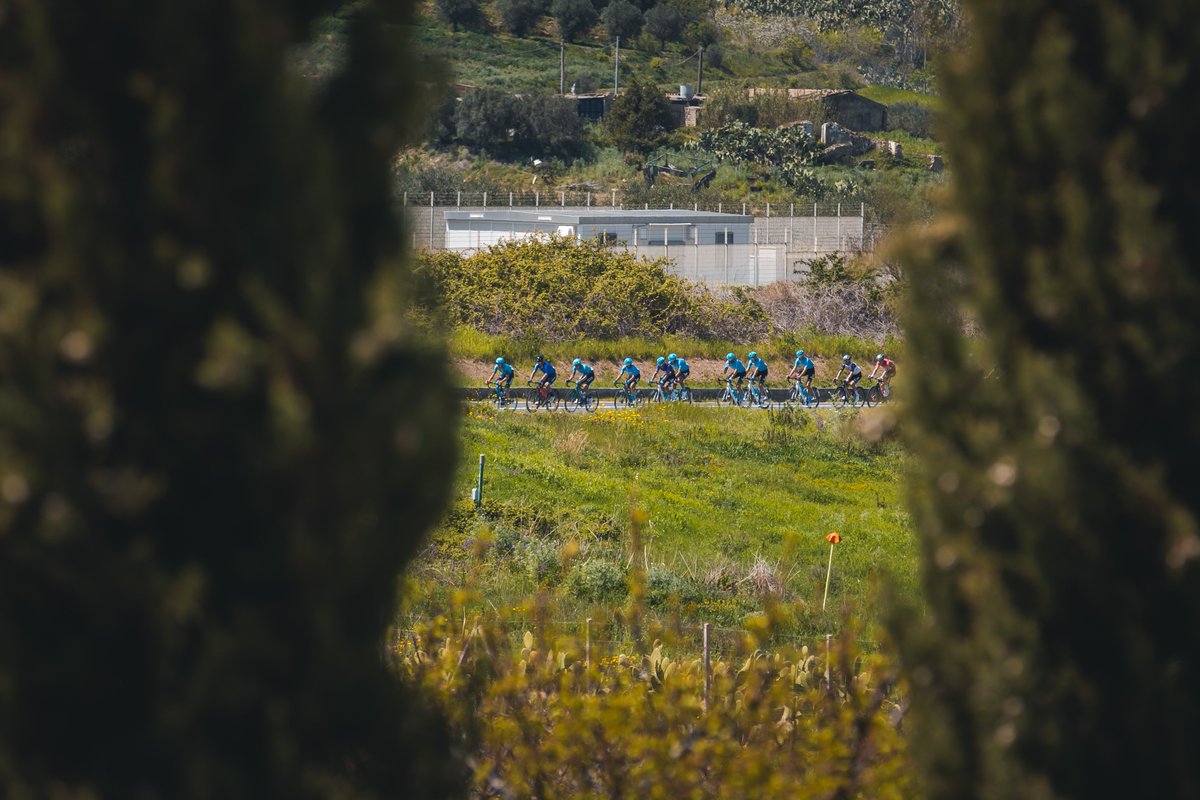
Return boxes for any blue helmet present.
[624,357,633,366]
[795,350,804,357]
[573,358,582,366]
[748,351,757,359]
[656,356,665,365]
[726,352,735,361]
[668,353,678,361]
[536,354,545,362]
[495,357,505,365]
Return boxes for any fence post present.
[483,191,487,207]
[509,191,513,207]
[536,191,539,207]
[824,633,832,692]
[456,191,461,208]
[861,202,866,248]
[587,191,591,207]
[703,622,711,711]
[475,454,485,509]
[836,203,841,251]
[813,202,818,252]
[612,189,617,206]
[742,202,746,215]
[718,201,722,213]
[430,191,435,247]
[560,191,565,207]
[403,191,407,206]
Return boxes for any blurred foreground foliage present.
[397,605,915,798]
[0,0,458,797]
[896,0,1200,796]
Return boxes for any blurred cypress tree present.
[0,1,458,797]
[896,0,1200,797]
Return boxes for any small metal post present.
[475,454,485,509]
[836,203,841,251]
[824,633,832,691]
[483,191,487,207]
[430,191,435,246]
[611,189,617,206]
[536,191,540,207]
[585,617,592,667]
[587,191,591,207]
[456,191,461,208]
[403,191,408,206]
[703,622,711,711]
[718,201,722,213]
[509,191,513,207]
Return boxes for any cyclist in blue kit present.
[670,353,690,394]
[651,356,677,392]
[724,352,747,389]
[489,357,514,389]
[616,357,641,389]
[567,358,595,391]
[529,354,557,391]
[787,349,816,404]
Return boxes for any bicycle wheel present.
[831,386,848,409]
[547,390,561,411]
[524,392,537,412]
[584,393,599,412]
[562,390,577,412]
[806,387,821,409]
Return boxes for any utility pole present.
[614,36,620,93]
[560,40,565,95]
[696,45,704,96]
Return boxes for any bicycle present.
[717,378,744,407]
[485,380,513,409]
[830,380,869,409]
[524,380,561,412]
[785,378,820,408]
[612,381,643,409]
[862,379,887,406]
[563,379,599,413]
[647,378,691,404]
[741,378,773,409]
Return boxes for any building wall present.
[827,95,887,132]
[407,206,870,285]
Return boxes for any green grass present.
[406,402,918,642]
[857,85,941,108]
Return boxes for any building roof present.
[444,208,752,226]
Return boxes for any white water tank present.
[679,83,694,100]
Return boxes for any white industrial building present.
[432,206,868,286]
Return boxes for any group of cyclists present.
[487,351,896,407]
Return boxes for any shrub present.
[522,539,565,587]
[606,76,671,154]
[566,559,629,602]
[602,0,643,39]
[435,0,486,31]
[552,0,598,41]
[643,3,684,49]
[496,0,548,36]
[886,102,936,139]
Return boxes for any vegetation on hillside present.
[413,239,902,344]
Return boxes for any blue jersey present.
[675,358,690,372]
[496,362,514,379]
[575,363,594,376]
[620,363,641,378]
[657,363,676,379]
[748,356,768,373]
[534,360,556,379]
[794,356,815,371]
[726,359,746,374]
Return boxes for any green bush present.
[414,237,772,340]
[566,559,629,602]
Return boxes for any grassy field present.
[405,400,917,650]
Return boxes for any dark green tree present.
[455,87,520,154]
[895,0,1200,797]
[602,0,643,40]
[643,3,684,49]
[435,0,486,31]
[496,0,548,36]
[0,1,458,798]
[606,77,671,153]
[552,0,599,42]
